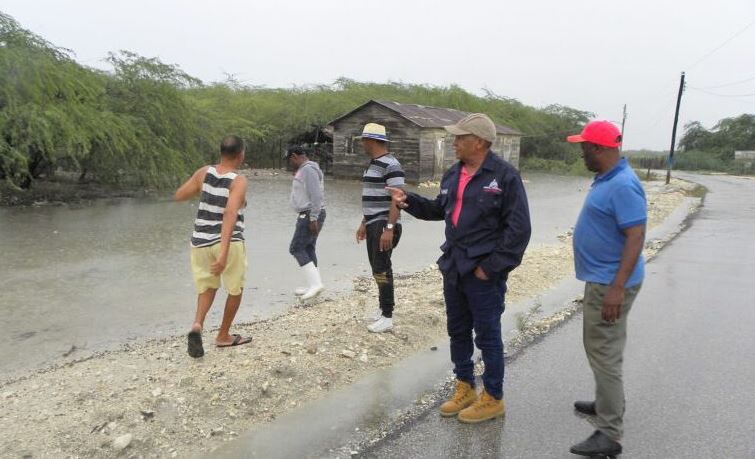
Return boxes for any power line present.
[687,16,755,70]
[629,90,679,138]
[687,87,755,106]
[688,87,755,97]
[697,74,755,89]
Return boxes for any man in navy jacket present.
[387,113,531,423]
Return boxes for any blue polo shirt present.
[573,159,646,287]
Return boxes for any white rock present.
[112,433,133,451]
[151,388,163,397]
[340,350,356,359]
[261,382,271,394]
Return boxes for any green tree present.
[679,115,755,161]
[1,10,604,190]
[0,12,107,188]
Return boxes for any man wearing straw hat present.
[355,123,405,333]
[386,113,531,423]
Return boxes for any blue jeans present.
[289,210,326,267]
[443,271,507,399]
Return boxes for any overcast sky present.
[4,0,754,150]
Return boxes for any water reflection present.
[0,173,589,379]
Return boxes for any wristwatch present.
[385,223,395,230]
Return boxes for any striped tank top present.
[362,154,405,225]
[191,166,245,248]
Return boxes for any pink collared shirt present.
[451,166,473,227]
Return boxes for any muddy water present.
[0,173,589,379]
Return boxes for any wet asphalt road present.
[361,174,755,458]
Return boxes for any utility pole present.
[620,104,627,152]
[666,72,686,184]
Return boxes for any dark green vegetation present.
[629,114,755,175]
[0,13,259,192]
[1,12,593,195]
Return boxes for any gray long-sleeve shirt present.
[290,161,325,220]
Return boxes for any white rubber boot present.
[300,262,324,300]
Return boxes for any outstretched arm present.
[174,167,208,201]
[386,187,445,221]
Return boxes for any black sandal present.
[216,334,252,348]
[187,330,204,358]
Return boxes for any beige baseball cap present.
[444,113,497,143]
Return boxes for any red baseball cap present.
[567,120,622,148]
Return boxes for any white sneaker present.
[367,317,393,333]
[364,308,382,321]
[294,287,307,296]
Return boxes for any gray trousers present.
[583,282,642,441]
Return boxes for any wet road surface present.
[212,176,700,459]
[359,173,755,458]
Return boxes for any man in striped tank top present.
[355,123,405,333]
[174,135,252,358]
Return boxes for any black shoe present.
[570,430,622,457]
[574,400,597,416]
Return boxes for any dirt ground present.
[0,178,696,458]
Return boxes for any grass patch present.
[515,312,529,333]
[685,184,708,199]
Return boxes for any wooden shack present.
[328,100,522,182]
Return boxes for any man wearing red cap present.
[566,121,647,457]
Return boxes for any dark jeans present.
[443,271,507,399]
[366,220,402,318]
[289,210,326,267]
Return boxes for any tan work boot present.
[457,389,505,423]
[439,380,478,417]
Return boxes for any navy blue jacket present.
[405,152,531,281]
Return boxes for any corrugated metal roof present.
[328,100,522,136]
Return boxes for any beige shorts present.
[190,241,247,295]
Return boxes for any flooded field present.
[0,172,590,379]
